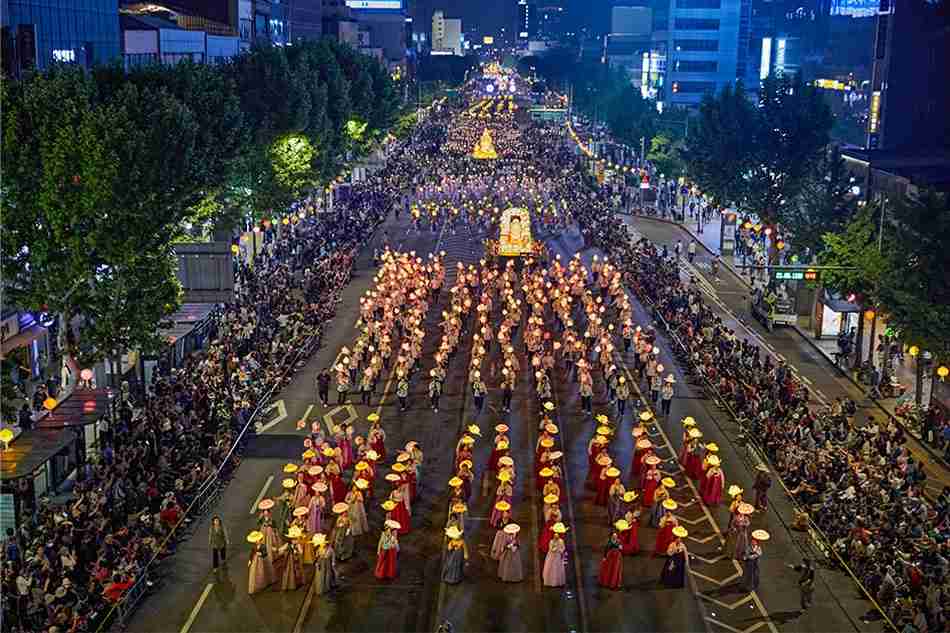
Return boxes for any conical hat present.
[614,519,630,531]
[246,530,264,544]
[672,526,688,538]
[332,502,349,514]
[662,499,678,511]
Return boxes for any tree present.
[782,145,858,259]
[683,83,757,209]
[739,74,833,225]
[647,133,685,179]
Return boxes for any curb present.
[628,213,950,472]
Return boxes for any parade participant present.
[753,464,772,511]
[491,473,514,527]
[291,507,315,564]
[631,434,652,480]
[308,482,327,534]
[281,526,305,591]
[257,499,283,560]
[590,451,611,491]
[442,526,469,584]
[596,465,621,507]
[247,531,273,595]
[396,372,410,411]
[619,495,641,555]
[347,479,370,536]
[542,493,560,521]
[542,523,568,587]
[498,523,524,583]
[660,374,675,417]
[660,527,689,588]
[458,459,474,501]
[654,501,680,556]
[701,455,725,507]
[331,502,354,561]
[598,523,626,590]
[538,503,562,553]
[368,414,386,459]
[375,520,401,581]
[616,375,631,418]
[448,501,468,534]
[277,478,296,534]
[392,461,413,514]
[742,530,769,592]
[326,453,346,503]
[641,455,662,507]
[311,533,337,596]
[387,475,411,534]
[732,502,754,560]
[684,428,705,480]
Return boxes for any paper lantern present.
[43,397,57,411]
[80,368,94,381]
[230,244,240,255]
[937,366,949,378]
[909,346,920,357]
[864,310,876,321]
[0,428,14,444]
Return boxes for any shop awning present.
[821,289,861,313]
[0,324,48,359]
[0,428,75,481]
[37,389,112,429]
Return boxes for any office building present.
[1,0,120,74]
[537,1,565,41]
[865,0,950,152]
[662,0,745,107]
[349,0,408,70]
[431,10,461,55]
[121,13,240,67]
[612,5,652,35]
[518,0,538,41]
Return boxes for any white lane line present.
[249,475,274,514]
[256,399,288,433]
[179,583,214,633]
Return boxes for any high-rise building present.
[518,0,538,41]
[537,1,566,41]
[662,0,744,107]
[866,0,950,151]
[1,0,120,74]
[612,5,653,35]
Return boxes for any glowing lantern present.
[43,397,57,411]
[864,310,876,321]
[909,346,920,357]
[0,428,14,444]
[937,366,949,379]
[282,217,290,226]
[80,368,94,381]
[231,244,240,255]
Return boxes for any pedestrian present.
[209,515,229,571]
[753,464,771,511]
[472,374,486,414]
[429,373,442,413]
[787,558,815,611]
[687,240,696,263]
[317,368,330,407]
[616,375,630,418]
[396,373,409,411]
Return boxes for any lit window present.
[52,49,76,63]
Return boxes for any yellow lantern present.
[43,397,57,411]
[909,346,920,357]
[230,244,240,255]
[282,217,290,226]
[0,428,14,444]
[864,310,876,321]
[937,365,949,379]
[776,241,785,251]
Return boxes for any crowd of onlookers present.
[0,169,398,633]
[567,198,950,632]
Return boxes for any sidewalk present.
[630,210,950,466]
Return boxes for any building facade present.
[662,0,745,107]
[1,0,120,74]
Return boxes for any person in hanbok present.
[308,482,327,534]
[368,415,386,460]
[347,479,370,536]
[457,459,474,501]
[356,458,375,499]
[441,526,468,584]
[375,520,400,580]
[247,531,274,594]
[257,500,284,560]
[331,503,354,561]
[631,436,652,481]
[490,475,513,527]
[641,457,661,507]
[590,448,611,492]
[340,423,355,470]
[276,481,295,534]
[291,507,315,564]
[598,524,625,590]
[498,523,524,582]
[650,484,670,528]
[539,504,562,553]
[388,481,411,534]
[742,530,768,591]
[326,458,346,503]
[607,478,626,524]
[619,493,641,555]
[654,505,679,557]
[542,493,560,522]
[311,533,337,596]
[393,462,413,514]
[490,503,512,559]
[587,435,608,488]
[596,465,620,506]
[660,527,689,588]
[542,523,568,587]
[685,429,705,480]
[281,526,305,591]
[700,455,725,507]
[732,503,753,560]
[292,471,311,509]
[677,419,696,468]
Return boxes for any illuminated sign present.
[759,37,772,80]
[483,36,494,44]
[815,78,847,91]
[772,268,820,282]
[868,90,881,133]
[345,0,403,8]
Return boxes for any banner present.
[498,207,534,257]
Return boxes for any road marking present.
[249,475,274,514]
[293,575,315,633]
[179,583,213,633]
[322,404,359,435]
[257,399,288,433]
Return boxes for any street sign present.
[772,268,820,282]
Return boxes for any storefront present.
[813,289,861,340]
[0,310,51,381]
[148,303,217,380]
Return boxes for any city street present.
[127,103,887,633]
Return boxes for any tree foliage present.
[1,41,399,365]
